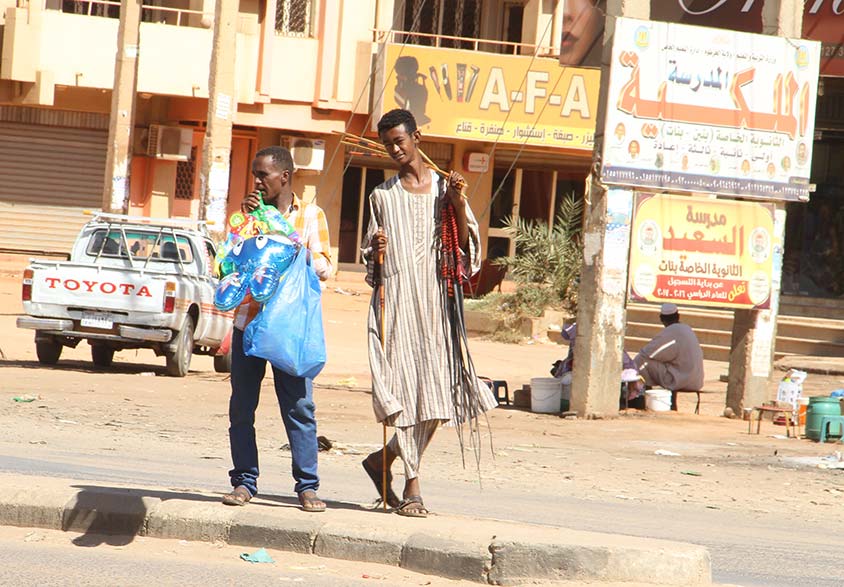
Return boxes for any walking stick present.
[379,248,388,511]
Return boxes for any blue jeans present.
[228,328,319,496]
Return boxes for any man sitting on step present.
[633,303,704,409]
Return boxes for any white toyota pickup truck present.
[17,212,233,376]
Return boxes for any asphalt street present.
[0,443,839,587]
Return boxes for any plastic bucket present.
[806,396,843,441]
[530,377,563,413]
[645,389,672,412]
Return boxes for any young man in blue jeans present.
[223,146,332,512]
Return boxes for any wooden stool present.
[749,404,798,437]
[670,389,714,415]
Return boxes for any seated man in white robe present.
[634,303,704,410]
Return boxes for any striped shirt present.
[233,194,332,330]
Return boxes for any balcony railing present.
[374,29,557,58]
[45,0,208,28]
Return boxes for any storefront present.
[337,40,601,268]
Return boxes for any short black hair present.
[377,109,417,135]
[255,146,294,174]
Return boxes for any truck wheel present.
[213,348,232,373]
[165,316,194,377]
[36,338,62,365]
[91,344,115,367]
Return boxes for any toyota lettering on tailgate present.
[43,277,153,297]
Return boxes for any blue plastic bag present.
[243,249,326,379]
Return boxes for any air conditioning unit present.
[286,137,325,171]
[147,124,193,161]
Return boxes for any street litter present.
[334,287,359,296]
[335,377,358,387]
[317,436,333,451]
[12,395,38,403]
[239,548,275,563]
[768,434,789,440]
[654,449,681,457]
[24,532,45,543]
[818,452,844,470]
[681,471,702,477]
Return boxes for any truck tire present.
[91,344,115,367]
[165,316,194,377]
[213,348,232,373]
[36,337,62,365]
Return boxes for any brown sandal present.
[298,490,326,512]
[395,495,428,518]
[222,485,252,506]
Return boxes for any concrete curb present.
[0,475,712,586]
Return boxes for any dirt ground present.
[2,253,844,534]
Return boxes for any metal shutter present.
[0,121,107,255]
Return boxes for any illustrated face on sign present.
[628,140,640,159]
[741,159,751,175]
[560,0,605,66]
[797,142,808,165]
[614,122,626,143]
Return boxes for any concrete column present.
[725,0,802,416]
[570,0,649,418]
[200,0,239,240]
[102,0,142,214]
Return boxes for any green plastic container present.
[805,397,843,441]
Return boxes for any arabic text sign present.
[601,18,821,202]
[629,193,775,310]
[373,43,600,150]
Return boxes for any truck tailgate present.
[30,264,168,314]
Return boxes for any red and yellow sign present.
[628,193,775,310]
[373,43,600,151]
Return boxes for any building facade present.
[0,0,842,320]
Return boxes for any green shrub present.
[494,192,583,312]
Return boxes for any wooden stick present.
[379,249,388,511]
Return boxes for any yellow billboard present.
[373,44,600,151]
[628,193,775,310]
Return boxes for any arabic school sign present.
[628,193,775,310]
[600,17,821,202]
[373,43,600,150]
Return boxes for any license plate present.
[81,311,114,330]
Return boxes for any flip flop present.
[362,458,401,508]
[298,490,326,513]
[222,485,252,506]
[395,495,428,518]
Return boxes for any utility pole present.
[102,0,142,214]
[200,0,239,240]
[725,0,803,415]
[570,0,649,418]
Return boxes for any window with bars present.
[402,0,482,49]
[175,147,197,200]
[276,0,313,37]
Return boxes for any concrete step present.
[626,322,731,348]
[780,294,844,321]
[623,335,732,363]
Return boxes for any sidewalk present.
[0,474,711,586]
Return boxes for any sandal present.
[362,458,401,508]
[222,485,252,506]
[395,495,428,518]
[298,489,326,513]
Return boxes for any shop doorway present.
[338,166,388,264]
[486,167,585,259]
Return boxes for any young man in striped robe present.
[361,109,497,518]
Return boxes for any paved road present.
[0,526,473,587]
[0,445,839,587]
